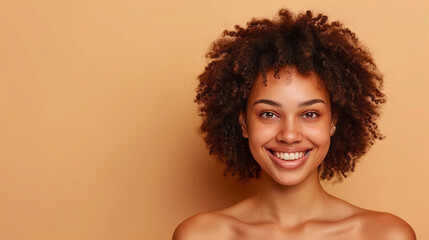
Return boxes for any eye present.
[302,112,319,119]
[260,112,277,119]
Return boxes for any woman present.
[173,9,415,239]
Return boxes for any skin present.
[173,67,416,240]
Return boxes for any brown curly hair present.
[195,9,385,181]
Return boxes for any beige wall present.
[0,0,428,239]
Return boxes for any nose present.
[276,117,303,144]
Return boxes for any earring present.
[330,126,336,134]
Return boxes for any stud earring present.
[330,126,336,134]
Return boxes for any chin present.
[264,168,320,186]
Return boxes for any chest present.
[228,221,365,240]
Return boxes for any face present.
[240,67,336,186]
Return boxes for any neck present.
[252,171,330,227]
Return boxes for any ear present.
[239,111,249,138]
[330,114,338,136]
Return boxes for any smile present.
[271,150,310,161]
[266,148,312,170]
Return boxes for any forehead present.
[247,68,330,106]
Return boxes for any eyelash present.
[302,112,319,119]
[260,111,320,119]
[260,112,277,119]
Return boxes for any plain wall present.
[0,0,428,239]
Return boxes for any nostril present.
[276,129,303,144]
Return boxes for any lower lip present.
[267,150,311,170]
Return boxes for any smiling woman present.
[240,69,333,186]
[173,8,416,240]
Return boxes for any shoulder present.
[172,212,235,240]
[173,198,256,240]
[357,211,416,240]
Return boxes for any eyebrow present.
[253,99,281,107]
[253,98,325,107]
[298,99,325,107]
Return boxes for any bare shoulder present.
[173,198,256,240]
[329,196,415,240]
[357,210,416,240]
[172,212,234,240]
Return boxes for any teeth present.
[273,151,307,161]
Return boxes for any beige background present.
[0,0,428,239]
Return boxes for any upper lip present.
[267,147,312,153]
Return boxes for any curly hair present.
[195,9,385,181]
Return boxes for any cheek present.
[248,122,276,145]
[247,127,272,168]
[305,125,331,146]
